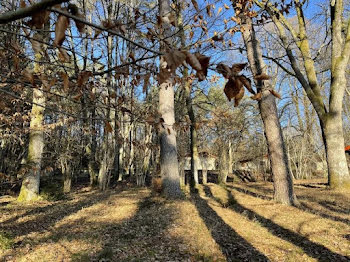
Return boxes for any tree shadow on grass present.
[227,184,350,226]
[205,185,350,262]
[0,190,114,239]
[2,190,201,261]
[190,189,269,262]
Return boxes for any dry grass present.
[0,180,349,261]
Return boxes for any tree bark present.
[18,26,47,201]
[218,146,228,184]
[241,16,297,205]
[259,0,350,190]
[184,82,199,187]
[158,0,182,198]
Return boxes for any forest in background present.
[1,0,350,260]
[2,0,350,201]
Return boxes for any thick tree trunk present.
[159,81,182,197]
[158,0,182,198]
[18,88,45,201]
[18,47,45,201]
[242,17,296,205]
[323,115,350,189]
[327,0,350,189]
[265,0,350,190]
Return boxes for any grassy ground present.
[0,180,349,261]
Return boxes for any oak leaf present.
[231,63,247,75]
[191,0,200,12]
[54,11,70,47]
[27,11,50,29]
[77,71,92,87]
[254,73,270,80]
[104,121,113,133]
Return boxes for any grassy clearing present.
[0,180,349,261]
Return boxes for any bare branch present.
[0,0,69,24]
[50,7,162,55]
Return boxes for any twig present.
[0,0,69,24]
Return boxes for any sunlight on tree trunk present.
[18,53,45,202]
[241,16,297,205]
[158,0,182,198]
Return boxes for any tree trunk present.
[63,164,72,194]
[323,115,350,189]
[98,150,111,191]
[202,169,207,184]
[263,0,350,190]
[18,89,45,201]
[327,0,350,189]
[184,84,199,187]
[241,16,297,205]
[158,0,182,198]
[18,40,45,201]
[218,146,228,184]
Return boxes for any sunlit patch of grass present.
[2,181,350,261]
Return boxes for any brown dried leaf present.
[104,121,113,133]
[185,52,202,71]
[224,4,230,9]
[129,52,136,62]
[270,89,281,99]
[30,33,43,54]
[212,34,224,42]
[206,5,212,17]
[251,92,262,101]
[217,63,232,78]
[164,50,187,72]
[191,0,200,12]
[231,63,247,75]
[143,73,151,93]
[20,0,26,8]
[13,55,19,70]
[68,4,86,33]
[102,19,116,29]
[217,7,223,16]
[23,69,34,85]
[27,10,50,29]
[254,73,270,80]
[77,71,92,87]
[54,11,70,47]
[194,53,210,81]
[58,48,70,63]
[74,13,86,34]
[60,72,69,92]
[238,75,255,94]
[224,77,242,102]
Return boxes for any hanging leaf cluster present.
[217,63,281,106]
[159,50,210,83]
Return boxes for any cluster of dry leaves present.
[216,63,281,106]
[159,50,210,83]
